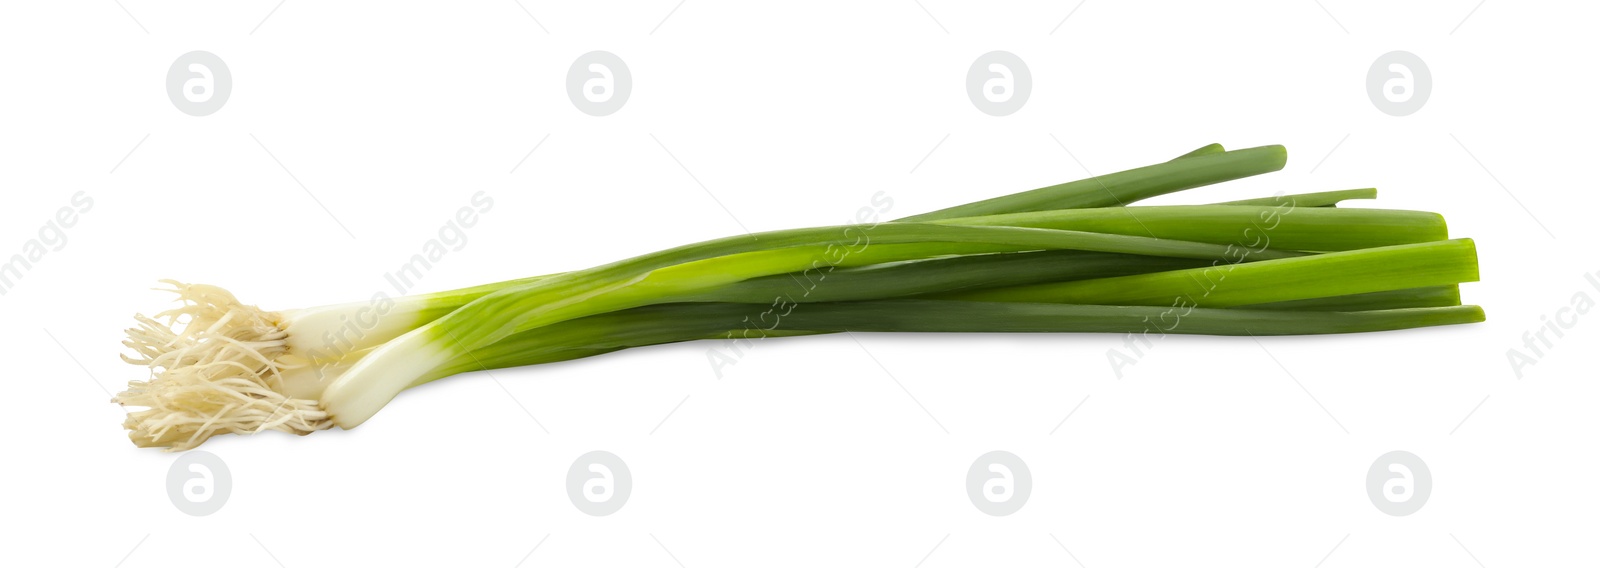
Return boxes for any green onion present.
[112,142,1484,450]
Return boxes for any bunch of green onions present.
[114,143,1483,450]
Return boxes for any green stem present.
[897,145,1287,221]
[1171,143,1226,160]
[1238,285,1460,311]
[419,301,1485,383]
[322,223,1300,426]
[933,205,1446,252]
[682,250,1217,304]
[1212,188,1377,208]
[944,239,1479,308]
[325,146,1281,334]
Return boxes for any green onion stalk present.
[112,143,1484,450]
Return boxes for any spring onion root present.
[112,143,1484,450]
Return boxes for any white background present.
[2,1,1597,566]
